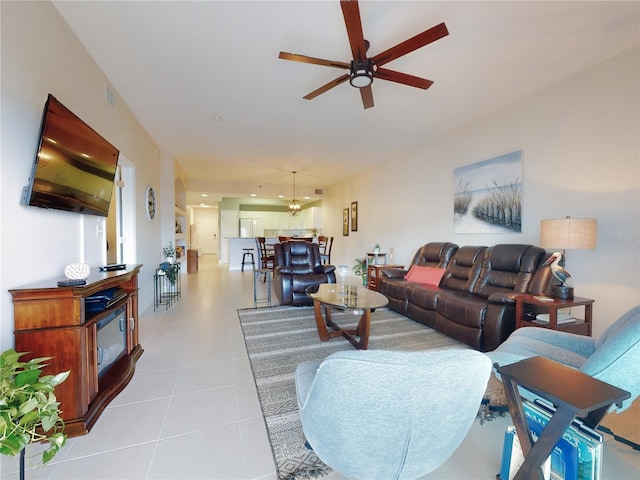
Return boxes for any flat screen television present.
[22,94,119,217]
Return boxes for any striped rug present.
[238,306,466,480]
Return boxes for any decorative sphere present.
[64,263,91,280]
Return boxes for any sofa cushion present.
[410,242,459,268]
[406,283,440,311]
[440,246,487,293]
[436,291,488,329]
[404,265,446,286]
[473,244,545,299]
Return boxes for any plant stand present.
[154,263,181,310]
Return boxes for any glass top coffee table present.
[306,283,389,350]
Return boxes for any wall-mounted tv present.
[22,94,119,217]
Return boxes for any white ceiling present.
[52,1,639,207]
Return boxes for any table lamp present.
[540,216,597,299]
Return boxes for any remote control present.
[57,278,87,287]
[99,264,127,272]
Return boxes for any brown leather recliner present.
[273,241,336,306]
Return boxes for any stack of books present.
[533,312,576,325]
[500,399,603,480]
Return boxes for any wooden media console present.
[10,265,143,437]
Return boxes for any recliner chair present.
[273,241,336,306]
[295,349,492,480]
[488,305,640,412]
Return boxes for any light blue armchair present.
[488,305,640,412]
[295,349,492,480]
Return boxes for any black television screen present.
[23,94,119,217]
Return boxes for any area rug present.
[238,305,468,480]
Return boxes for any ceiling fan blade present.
[303,74,350,100]
[372,22,449,67]
[360,85,374,109]
[340,0,367,62]
[374,67,434,90]
[279,52,350,69]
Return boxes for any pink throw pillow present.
[404,265,446,286]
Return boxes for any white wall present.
[0,2,169,350]
[324,46,640,337]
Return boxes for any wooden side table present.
[497,356,630,480]
[515,294,594,336]
[367,264,404,291]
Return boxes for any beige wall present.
[324,46,640,337]
[0,2,170,349]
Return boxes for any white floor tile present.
[48,443,156,479]
[65,398,170,460]
[160,386,239,438]
[149,424,244,479]
[110,369,180,406]
[239,418,277,479]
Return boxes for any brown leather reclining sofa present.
[377,242,553,351]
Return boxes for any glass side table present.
[253,268,272,307]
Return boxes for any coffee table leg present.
[353,309,371,350]
[312,301,372,349]
[313,300,331,341]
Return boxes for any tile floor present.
[2,254,638,479]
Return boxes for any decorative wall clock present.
[145,185,156,220]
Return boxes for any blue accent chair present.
[295,349,492,480]
[488,305,640,412]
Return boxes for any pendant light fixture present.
[288,171,301,216]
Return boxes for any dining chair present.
[320,236,333,265]
[256,237,275,282]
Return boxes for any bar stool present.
[241,248,255,271]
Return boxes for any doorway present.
[194,207,220,255]
[107,158,136,264]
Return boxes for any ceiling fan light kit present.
[279,0,448,109]
[349,59,373,88]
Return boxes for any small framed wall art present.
[145,185,156,220]
[351,201,358,231]
[343,208,349,236]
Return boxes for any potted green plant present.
[162,241,176,263]
[0,349,69,479]
[353,258,367,286]
[160,263,178,285]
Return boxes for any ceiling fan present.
[279,0,449,109]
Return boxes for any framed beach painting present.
[453,150,523,233]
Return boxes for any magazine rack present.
[497,356,630,480]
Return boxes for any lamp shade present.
[540,217,597,250]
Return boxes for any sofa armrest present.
[381,268,408,278]
[315,265,335,274]
[487,292,518,305]
[275,266,293,275]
